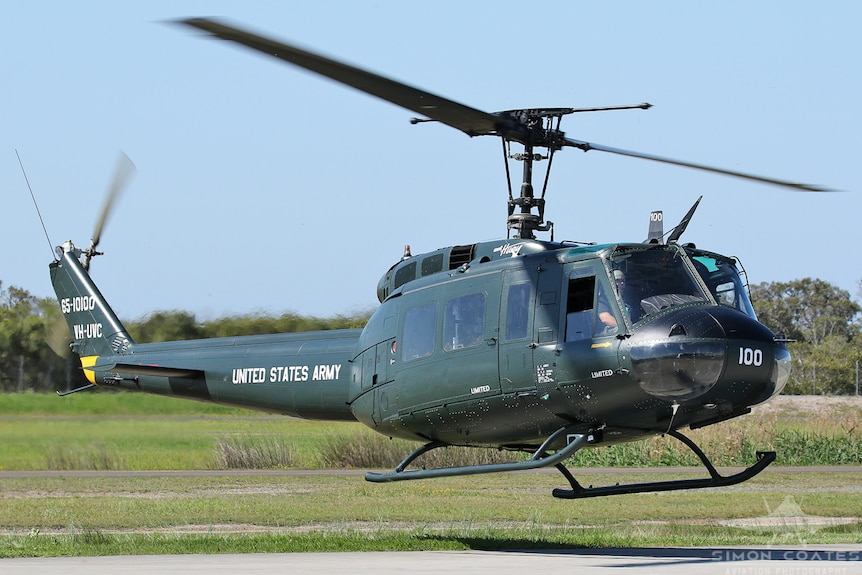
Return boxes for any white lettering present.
[738,347,763,366]
[234,364,343,385]
[61,296,97,315]
[492,242,524,257]
[312,364,342,381]
[471,385,491,394]
[231,367,266,384]
[72,323,103,340]
[591,369,614,379]
[537,364,554,384]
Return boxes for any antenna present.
[16,150,56,261]
[666,195,703,244]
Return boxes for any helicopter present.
[49,18,827,499]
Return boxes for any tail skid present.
[50,242,134,375]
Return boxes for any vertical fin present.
[50,242,134,360]
[646,210,664,243]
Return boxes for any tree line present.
[750,278,861,395]
[0,277,859,394]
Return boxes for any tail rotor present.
[49,152,135,360]
[82,152,136,271]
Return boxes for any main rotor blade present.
[179,18,521,139]
[563,137,830,192]
[91,152,136,252]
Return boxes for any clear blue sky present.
[4,1,860,321]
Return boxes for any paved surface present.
[2,466,861,479]
[2,547,860,574]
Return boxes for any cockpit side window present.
[595,282,620,336]
[565,276,594,342]
[690,251,758,318]
[565,275,620,340]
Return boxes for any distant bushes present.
[318,431,521,470]
[213,435,297,469]
[45,443,126,471]
[129,310,372,343]
[315,407,862,470]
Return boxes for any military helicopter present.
[50,18,826,499]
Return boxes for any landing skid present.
[552,429,775,499]
[365,427,776,499]
[365,426,588,483]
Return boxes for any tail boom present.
[49,241,359,421]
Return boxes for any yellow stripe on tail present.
[80,356,99,385]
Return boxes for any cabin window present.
[394,261,417,289]
[402,302,437,361]
[421,253,444,276]
[505,283,530,340]
[443,293,486,351]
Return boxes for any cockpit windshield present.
[610,245,708,324]
[686,248,757,319]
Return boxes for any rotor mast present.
[502,104,652,240]
[507,136,548,240]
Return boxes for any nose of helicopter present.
[626,306,789,403]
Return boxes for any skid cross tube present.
[552,429,776,499]
[365,427,587,483]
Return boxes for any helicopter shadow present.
[418,536,861,565]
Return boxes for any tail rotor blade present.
[84,152,136,270]
[46,315,72,358]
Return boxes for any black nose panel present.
[634,306,726,341]
[626,306,777,403]
[630,340,725,401]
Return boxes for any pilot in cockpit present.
[612,269,635,324]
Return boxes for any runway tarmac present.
[2,546,861,574]
[3,465,861,479]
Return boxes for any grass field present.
[0,392,859,470]
[0,392,860,556]
[1,470,860,556]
